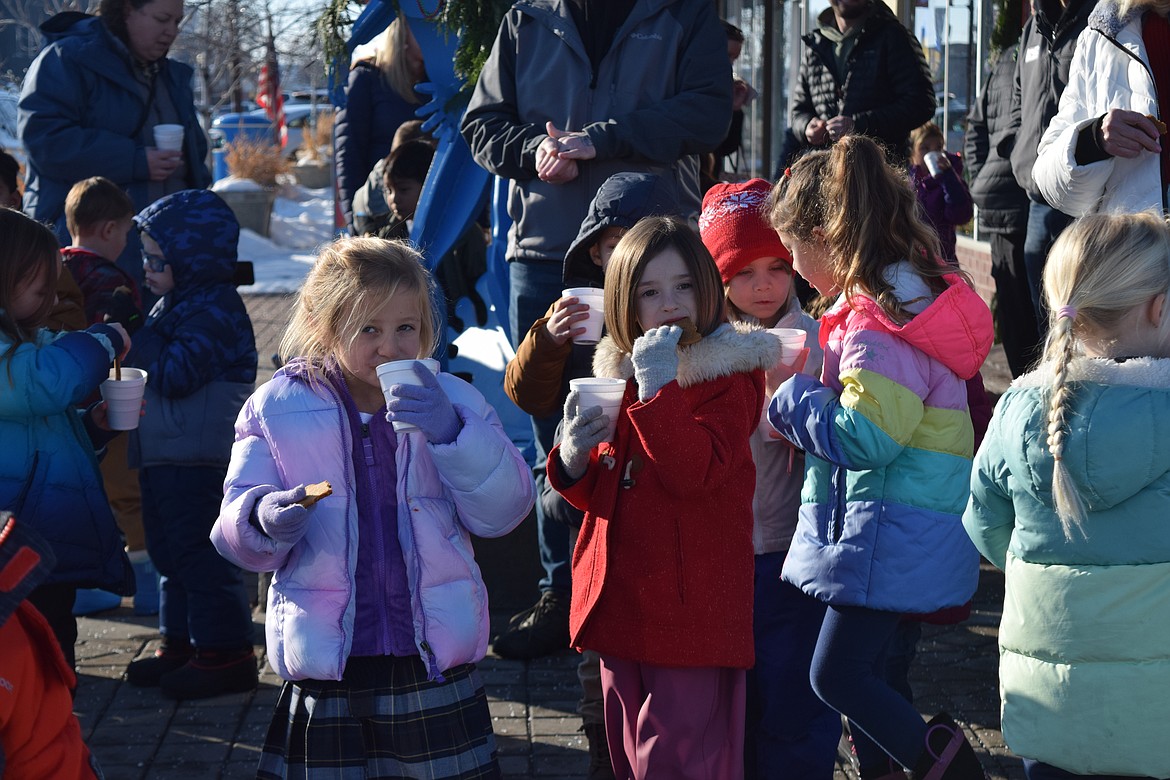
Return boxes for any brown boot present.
[584,723,615,780]
[911,713,986,780]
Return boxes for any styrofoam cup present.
[562,287,605,345]
[100,367,148,430]
[924,150,945,177]
[767,328,807,366]
[569,377,626,443]
[154,124,185,151]
[376,358,440,432]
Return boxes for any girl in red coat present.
[548,216,778,780]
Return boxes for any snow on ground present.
[231,180,334,293]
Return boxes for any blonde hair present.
[374,19,423,105]
[1041,211,1170,538]
[279,237,438,375]
[603,216,726,355]
[909,122,945,156]
[1117,0,1170,19]
[65,176,134,238]
[768,136,954,322]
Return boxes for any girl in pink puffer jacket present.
[211,237,534,779]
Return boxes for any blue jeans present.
[140,465,253,648]
[745,551,839,780]
[810,606,926,769]
[1023,201,1074,334]
[1023,759,1167,779]
[509,258,571,594]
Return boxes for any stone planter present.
[293,161,331,190]
[217,188,275,237]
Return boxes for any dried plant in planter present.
[298,113,334,163]
[225,136,292,188]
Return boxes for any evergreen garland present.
[316,0,510,85]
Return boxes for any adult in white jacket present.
[1033,0,1167,217]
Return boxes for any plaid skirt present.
[257,655,500,779]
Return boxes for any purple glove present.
[256,486,310,544]
[385,364,462,444]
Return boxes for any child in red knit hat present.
[700,178,839,778]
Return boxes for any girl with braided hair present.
[965,210,1170,779]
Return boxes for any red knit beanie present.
[699,178,792,283]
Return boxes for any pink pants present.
[599,655,746,780]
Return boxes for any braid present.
[1045,315,1087,539]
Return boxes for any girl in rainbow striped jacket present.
[766,135,993,780]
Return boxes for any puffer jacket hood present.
[835,269,993,380]
[1002,357,1170,512]
[134,190,239,293]
[562,172,683,286]
[39,11,92,41]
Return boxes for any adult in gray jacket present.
[460,0,730,664]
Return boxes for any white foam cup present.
[924,150,945,177]
[766,328,807,366]
[569,377,626,443]
[376,358,440,432]
[562,287,605,345]
[153,124,185,151]
[100,367,148,430]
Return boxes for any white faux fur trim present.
[592,322,781,388]
[1012,356,1170,390]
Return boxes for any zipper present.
[361,421,392,653]
[829,464,847,544]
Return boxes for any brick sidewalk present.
[66,294,1025,779]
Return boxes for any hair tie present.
[783,167,792,178]
[1057,305,1077,320]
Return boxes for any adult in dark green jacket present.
[18,0,210,286]
[792,0,935,164]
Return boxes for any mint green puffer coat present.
[964,356,1170,777]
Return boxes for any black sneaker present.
[126,640,193,687]
[491,589,570,660]
[159,647,259,700]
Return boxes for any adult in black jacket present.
[967,40,1041,378]
[791,0,935,164]
[1007,0,1095,330]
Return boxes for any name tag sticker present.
[1025,44,1040,63]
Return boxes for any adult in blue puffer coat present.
[18,0,211,288]
[123,189,258,701]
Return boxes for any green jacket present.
[964,356,1170,777]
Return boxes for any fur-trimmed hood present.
[997,356,1170,511]
[1088,0,1161,38]
[592,322,780,387]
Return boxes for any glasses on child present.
[142,251,168,272]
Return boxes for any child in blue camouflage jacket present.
[123,189,259,700]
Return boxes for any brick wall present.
[957,236,994,306]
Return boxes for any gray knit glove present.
[632,325,682,402]
[558,390,609,480]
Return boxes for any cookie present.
[675,317,703,346]
[297,481,333,507]
[1148,114,1167,135]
